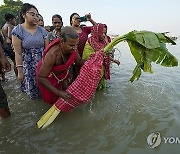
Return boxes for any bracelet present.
[16,65,23,68]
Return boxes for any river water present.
[0,40,180,154]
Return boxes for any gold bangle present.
[16,65,23,68]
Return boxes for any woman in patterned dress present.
[12,3,49,99]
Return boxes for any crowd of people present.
[0,3,120,118]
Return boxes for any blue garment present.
[12,24,48,99]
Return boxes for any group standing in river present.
[0,3,120,118]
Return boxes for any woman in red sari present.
[70,13,96,58]
[70,13,96,80]
[36,26,85,104]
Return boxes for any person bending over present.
[36,26,85,104]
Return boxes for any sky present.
[0,0,180,36]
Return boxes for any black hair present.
[104,24,107,29]
[4,13,16,21]
[38,14,43,19]
[70,13,79,25]
[20,3,38,24]
[52,14,62,22]
[60,26,78,42]
[52,14,63,26]
[50,26,54,31]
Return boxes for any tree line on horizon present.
[0,0,23,28]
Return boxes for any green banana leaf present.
[104,30,178,82]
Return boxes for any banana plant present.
[104,30,178,82]
[37,31,178,129]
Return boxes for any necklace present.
[59,45,67,64]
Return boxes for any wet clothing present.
[0,31,15,61]
[0,34,10,117]
[36,38,76,104]
[12,24,48,99]
[88,23,111,80]
[0,84,8,109]
[82,23,111,90]
[55,50,104,112]
[3,43,15,61]
[0,85,10,117]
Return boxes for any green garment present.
[82,42,106,90]
[82,41,94,60]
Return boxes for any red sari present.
[36,38,76,104]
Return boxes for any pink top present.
[78,26,92,57]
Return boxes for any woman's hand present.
[86,13,92,21]
[85,13,96,25]
[17,71,24,82]
[0,56,11,72]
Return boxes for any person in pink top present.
[70,13,96,58]
[70,13,96,80]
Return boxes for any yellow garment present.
[82,42,106,90]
